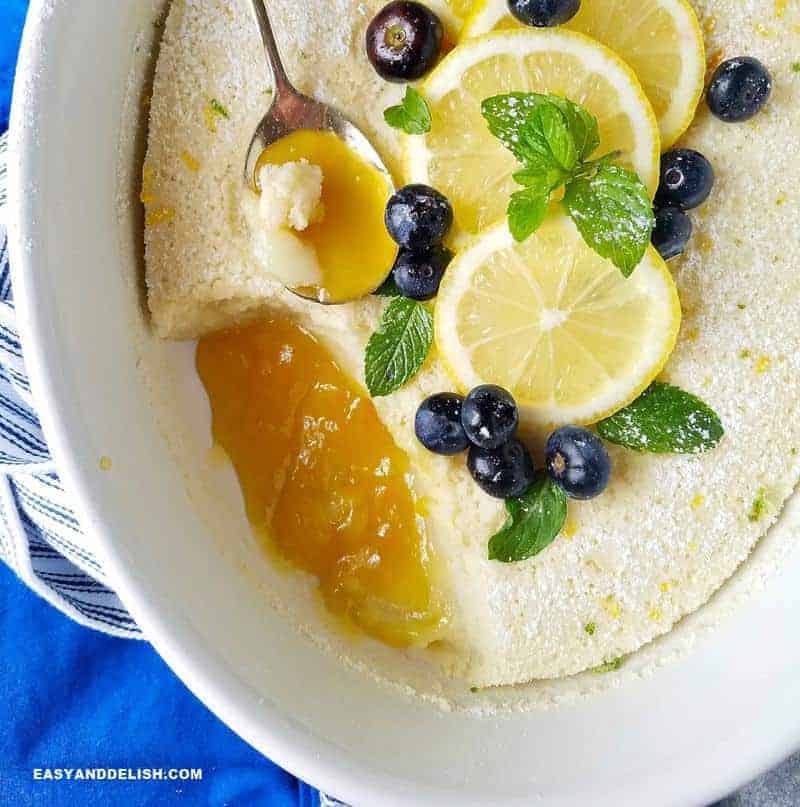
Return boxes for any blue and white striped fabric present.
[0,131,140,638]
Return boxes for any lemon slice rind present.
[425,0,474,37]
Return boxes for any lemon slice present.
[403,30,660,240]
[462,0,705,149]
[435,214,681,426]
[426,0,475,37]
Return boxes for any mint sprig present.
[384,87,432,135]
[481,93,654,276]
[488,472,567,563]
[365,297,433,396]
[596,382,724,454]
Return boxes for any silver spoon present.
[244,0,395,303]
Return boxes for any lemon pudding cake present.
[144,0,800,686]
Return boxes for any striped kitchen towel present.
[0,131,139,637]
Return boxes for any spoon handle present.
[248,0,295,97]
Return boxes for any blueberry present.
[654,149,715,211]
[545,426,611,500]
[415,393,470,455]
[385,184,454,250]
[392,245,452,301]
[468,439,536,499]
[506,0,581,27]
[461,385,519,450]
[366,1,443,82]
[707,57,772,123]
[651,206,693,261]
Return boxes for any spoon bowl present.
[244,0,396,303]
[244,94,391,196]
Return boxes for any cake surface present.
[144,0,800,685]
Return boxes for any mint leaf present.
[596,382,724,454]
[482,92,547,163]
[534,103,577,171]
[482,93,594,169]
[511,101,576,174]
[507,187,549,242]
[512,165,566,190]
[488,473,567,563]
[365,298,433,396]
[587,149,623,169]
[514,123,560,177]
[384,87,432,135]
[549,96,600,161]
[563,163,654,276]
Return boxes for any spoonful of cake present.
[244,0,397,304]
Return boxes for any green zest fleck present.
[748,487,769,522]
[792,63,800,73]
[481,92,654,276]
[469,686,479,693]
[364,297,433,397]
[591,657,624,674]
[596,382,724,454]
[488,472,567,563]
[384,87,432,135]
[209,98,230,119]
[584,622,596,636]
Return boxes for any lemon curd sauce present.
[255,130,397,303]
[197,318,447,647]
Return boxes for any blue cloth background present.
[0,3,317,804]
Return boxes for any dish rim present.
[7,2,800,804]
